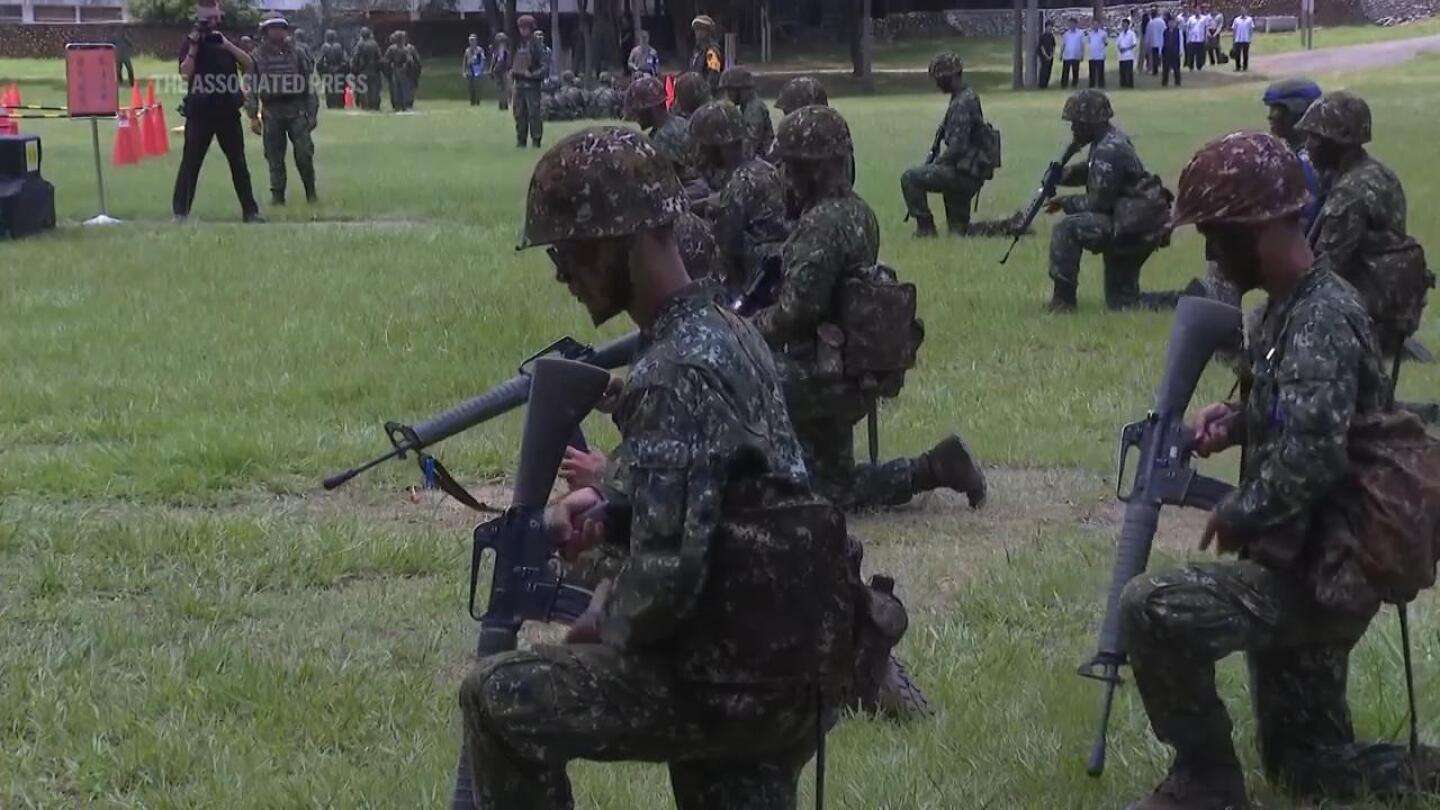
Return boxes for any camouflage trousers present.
[459,643,817,809]
[900,163,981,231]
[1048,212,1155,309]
[793,414,920,510]
[1121,560,1430,798]
[387,75,415,111]
[513,84,543,146]
[260,102,315,199]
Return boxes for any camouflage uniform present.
[558,71,586,120]
[775,76,828,116]
[587,72,621,119]
[755,107,984,511]
[350,29,383,111]
[674,209,721,281]
[721,69,775,160]
[901,54,990,236]
[540,77,560,120]
[1120,131,1439,808]
[511,26,550,146]
[382,32,415,111]
[1049,91,1171,310]
[674,71,711,117]
[691,101,789,293]
[462,129,856,806]
[316,31,347,109]
[247,19,319,204]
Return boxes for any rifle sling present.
[421,452,502,514]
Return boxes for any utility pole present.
[1012,0,1024,89]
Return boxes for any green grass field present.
[3,42,1440,809]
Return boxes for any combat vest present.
[318,42,346,74]
[251,44,309,101]
[353,40,381,73]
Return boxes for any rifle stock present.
[1081,296,1243,777]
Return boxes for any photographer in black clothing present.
[171,8,264,223]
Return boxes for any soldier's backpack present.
[1351,238,1434,355]
[1114,173,1174,246]
[973,121,1003,182]
[827,263,925,400]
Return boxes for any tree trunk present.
[668,0,697,64]
[506,0,517,41]
[580,0,595,78]
[1012,0,1023,89]
[1093,0,1104,23]
[551,0,562,72]
[859,0,873,91]
[484,0,501,40]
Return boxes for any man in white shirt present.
[1205,8,1224,65]
[1086,17,1108,88]
[1186,9,1208,70]
[1145,6,1166,75]
[1116,18,1139,88]
[1232,8,1255,71]
[1060,16,1085,88]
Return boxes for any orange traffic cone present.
[129,83,142,112]
[0,85,12,108]
[343,83,354,109]
[148,81,170,154]
[112,109,139,166]
[0,107,15,136]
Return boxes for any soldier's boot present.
[913,434,987,508]
[848,575,930,722]
[1128,756,1250,810]
[943,206,970,237]
[1046,281,1078,314]
[912,214,938,239]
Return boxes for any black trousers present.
[467,76,482,105]
[1088,59,1105,88]
[171,110,259,218]
[1061,59,1081,88]
[1037,57,1054,88]
[1150,46,1161,74]
[1234,41,1251,70]
[1119,60,1135,87]
[1162,55,1182,86]
[116,58,134,87]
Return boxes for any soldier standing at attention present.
[460,125,857,810]
[752,106,988,511]
[1042,89,1174,312]
[1121,130,1440,810]
[673,71,711,117]
[719,67,775,159]
[381,31,402,110]
[350,27,382,110]
[510,16,550,148]
[689,101,789,293]
[317,30,347,109]
[689,15,724,91]
[900,53,998,238]
[463,34,486,106]
[1060,16,1085,88]
[246,13,319,206]
[489,33,510,110]
[626,75,705,199]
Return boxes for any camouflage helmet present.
[776,105,853,161]
[674,72,711,113]
[325,29,338,42]
[688,101,746,147]
[776,76,828,115]
[259,11,288,30]
[561,69,576,83]
[1261,77,1322,119]
[598,71,613,85]
[625,75,666,114]
[1295,90,1372,146]
[359,27,371,38]
[719,67,755,90]
[1172,131,1309,228]
[520,127,687,249]
[1062,89,1114,123]
[928,51,964,80]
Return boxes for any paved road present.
[1254,33,1440,76]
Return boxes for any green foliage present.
[2,38,1440,808]
[129,0,260,28]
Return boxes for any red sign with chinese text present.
[66,43,119,118]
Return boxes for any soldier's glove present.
[248,116,262,136]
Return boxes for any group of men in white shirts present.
[1046,5,1255,91]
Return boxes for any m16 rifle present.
[999,142,1082,265]
[925,123,944,164]
[448,356,614,809]
[1078,296,1242,777]
[322,257,783,500]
